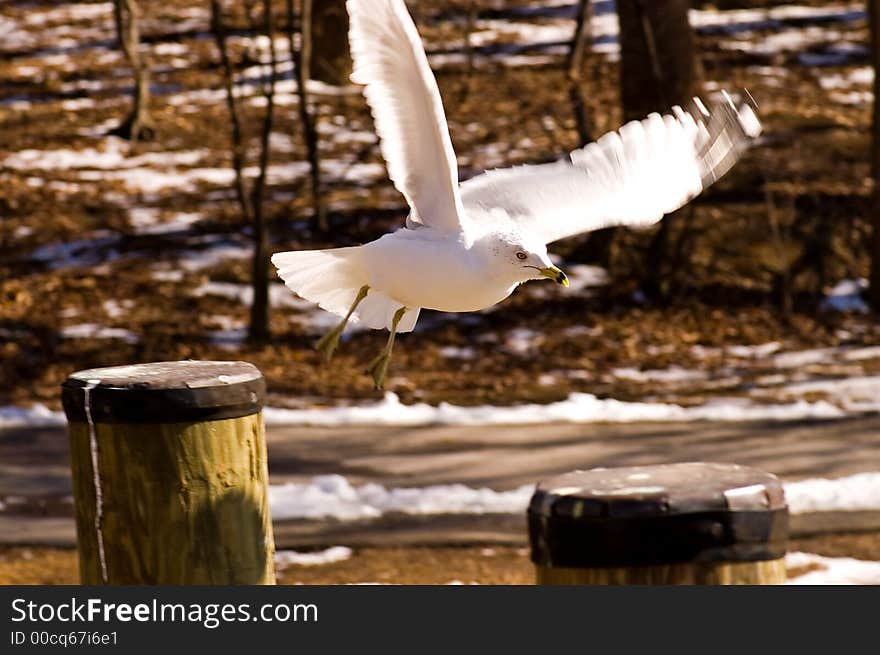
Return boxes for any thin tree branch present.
[211,0,252,224]
[566,0,594,145]
[289,0,327,231]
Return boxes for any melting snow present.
[786,552,880,585]
[784,471,880,513]
[0,405,66,429]
[262,391,845,427]
[266,470,880,521]
[60,323,139,344]
[269,475,534,520]
[275,546,353,567]
[820,279,869,313]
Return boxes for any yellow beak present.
[540,266,569,287]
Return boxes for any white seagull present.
[272,0,761,389]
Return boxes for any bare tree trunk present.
[248,0,278,344]
[566,0,594,146]
[111,0,153,146]
[616,0,699,121]
[310,0,351,86]
[211,2,252,225]
[211,0,278,344]
[617,0,700,298]
[869,0,880,310]
[289,0,327,233]
[457,1,479,102]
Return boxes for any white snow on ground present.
[193,280,370,336]
[193,281,312,310]
[438,346,478,360]
[275,546,353,567]
[129,208,202,235]
[727,342,783,359]
[177,244,251,271]
[24,2,113,26]
[267,470,880,521]
[786,552,880,584]
[612,366,707,384]
[262,391,844,427]
[820,278,869,313]
[504,328,543,355]
[102,299,132,319]
[818,66,873,89]
[0,405,66,429]
[769,376,880,413]
[3,138,385,195]
[269,475,535,521]
[784,472,880,513]
[428,2,864,64]
[60,323,139,344]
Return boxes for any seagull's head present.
[479,230,569,288]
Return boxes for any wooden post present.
[529,463,788,585]
[61,361,275,585]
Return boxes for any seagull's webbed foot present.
[366,306,407,390]
[315,285,369,362]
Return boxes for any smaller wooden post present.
[529,463,788,584]
[62,361,275,584]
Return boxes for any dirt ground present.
[1,531,877,585]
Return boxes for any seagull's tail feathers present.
[271,247,419,333]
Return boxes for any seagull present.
[272,0,761,389]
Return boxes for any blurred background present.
[2,0,880,418]
[4,0,880,586]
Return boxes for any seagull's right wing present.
[347,0,464,231]
[461,93,761,245]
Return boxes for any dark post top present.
[528,462,789,567]
[62,361,266,424]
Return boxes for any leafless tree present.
[454,1,479,102]
[869,0,880,310]
[617,0,701,298]
[211,0,278,343]
[110,0,153,145]
[287,0,327,232]
[616,0,699,121]
[310,0,352,86]
[566,0,595,146]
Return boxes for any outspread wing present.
[460,92,761,244]
[347,0,464,231]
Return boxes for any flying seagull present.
[272,0,761,389]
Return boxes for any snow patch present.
[267,470,880,521]
[820,278,869,313]
[612,366,707,384]
[787,552,880,585]
[0,405,66,429]
[262,391,844,428]
[275,546,353,567]
[269,475,534,520]
[60,323,139,344]
[784,472,880,513]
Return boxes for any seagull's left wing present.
[461,93,761,245]
[347,0,464,231]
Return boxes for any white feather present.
[346,0,463,231]
[271,249,419,332]
[460,97,761,245]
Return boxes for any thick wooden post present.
[529,463,788,584]
[62,361,275,585]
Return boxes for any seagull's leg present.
[366,306,407,390]
[315,285,370,362]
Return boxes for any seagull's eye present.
[515,251,527,260]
